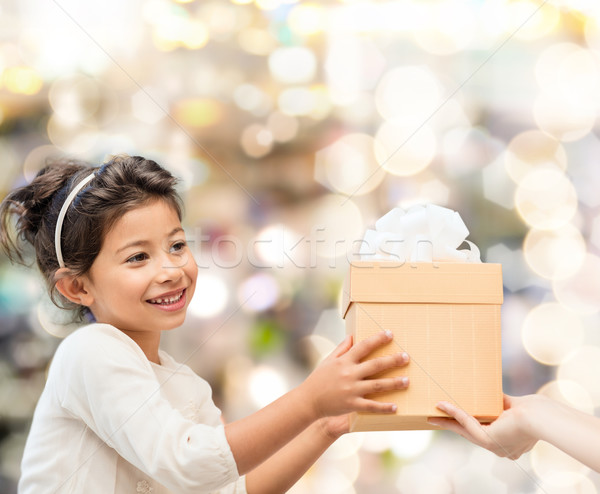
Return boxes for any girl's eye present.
[126,253,149,263]
[170,241,187,254]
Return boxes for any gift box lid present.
[342,261,503,318]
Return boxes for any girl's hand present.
[303,331,410,420]
[427,395,538,460]
[316,415,351,441]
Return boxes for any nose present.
[156,250,188,283]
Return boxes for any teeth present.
[149,291,183,305]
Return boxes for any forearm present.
[245,419,338,494]
[526,396,600,472]
[225,385,316,475]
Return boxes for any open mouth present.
[147,289,185,306]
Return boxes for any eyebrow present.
[115,227,185,254]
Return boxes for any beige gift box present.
[342,261,504,432]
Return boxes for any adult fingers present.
[434,401,488,443]
[427,416,473,438]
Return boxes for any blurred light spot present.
[418,178,450,206]
[188,274,228,318]
[278,87,315,116]
[266,111,298,142]
[238,273,280,312]
[2,66,43,95]
[535,473,596,494]
[521,302,583,366]
[375,66,442,121]
[131,88,167,124]
[248,365,288,408]
[359,431,392,453]
[585,15,600,52]
[531,440,589,482]
[312,308,346,343]
[233,83,272,116]
[199,1,241,41]
[46,115,99,154]
[558,345,600,406]
[304,334,336,367]
[269,46,316,84]
[390,430,433,459]
[374,119,436,176]
[314,133,385,196]
[152,11,209,51]
[307,85,332,120]
[504,130,567,183]
[254,224,306,268]
[523,224,586,280]
[537,380,594,414]
[288,3,326,36]
[442,127,503,176]
[249,319,286,357]
[310,194,363,259]
[255,0,286,11]
[553,254,600,315]
[536,43,600,99]
[533,43,599,141]
[486,243,536,292]
[534,91,596,143]
[36,296,79,338]
[23,145,64,183]
[514,167,577,230]
[48,74,101,125]
[238,28,276,56]
[508,0,560,41]
[591,215,600,251]
[481,157,515,210]
[323,433,363,461]
[452,449,510,493]
[325,36,386,106]
[241,124,273,158]
[396,463,452,494]
[173,98,222,127]
[414,1,476,55]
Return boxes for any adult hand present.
[428,395,538,460]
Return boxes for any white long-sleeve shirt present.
[18,323,246,494]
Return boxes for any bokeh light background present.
[1,0,600,492]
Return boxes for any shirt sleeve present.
[52,324,241,494]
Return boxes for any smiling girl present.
[1,155,410,494]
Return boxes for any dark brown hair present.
[0,154,182,319]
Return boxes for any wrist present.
[514,394,550,439]
[314,417,346,443]
[292,381,320,425]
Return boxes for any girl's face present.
[81,199,198,337]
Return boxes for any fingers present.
[353,397,399,414]
[359,351,409,377]
[350,330,395,361]
[329,335,353,359]
[361,375,410,395]
[433,401,490,444]
[427,416,470,435]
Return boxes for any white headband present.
[54,172,96,268]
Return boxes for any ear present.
[54,268,94,307]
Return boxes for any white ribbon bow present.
[360,204,481,263]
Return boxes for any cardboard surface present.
[342,261,503,431]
